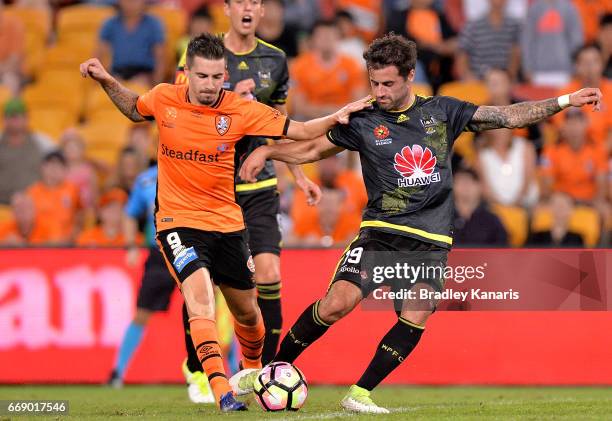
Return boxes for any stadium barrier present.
[1,248,611,385]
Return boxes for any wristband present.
[558,94,571,109]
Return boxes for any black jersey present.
[177,38,289,194]
[326,95,478,249]
[226,39,289,194]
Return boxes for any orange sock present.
[234,319,265,369]
[189,318,232,403]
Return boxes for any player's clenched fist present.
[80,58,112,83]
[568,88,603,111]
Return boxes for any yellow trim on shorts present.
[360,221,452,245]
[235,178,278,192]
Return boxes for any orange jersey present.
[554,80,612,149]
[290,52,365,107]
[27,181,81,244]
[136,83,289,232]
[76,226,133,247]
[541,142,607,201]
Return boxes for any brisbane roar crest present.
[215,114,232,136]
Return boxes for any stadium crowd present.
[0,0,610,248]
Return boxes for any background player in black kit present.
[234,34,603,413]
[176,0,321,388]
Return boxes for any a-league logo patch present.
[215,115,232,136]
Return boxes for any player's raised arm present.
[79,58,146,122]
[239,136,344,182]
[468,88,602,131]
[286,96,373,140]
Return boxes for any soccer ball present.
[253,362,308,411]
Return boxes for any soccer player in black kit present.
[232,34,603,413]
[175,0,321,402]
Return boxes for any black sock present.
[183,302,202,373]
[356,317,424,391]
[257,281,283,365]
[274,300,330,364]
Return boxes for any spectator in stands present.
[287,155,366,247]
[126,123,156,167]
[0,0,25,95]
[572,0,612,44]
[290,19,366,120]
[26,151,83,245]
[541,108,607,205]
[256,0,301,59]
[336,10,367,68]
[284,0,320,32]
[476,128,539,208]
[77,188,129,247]
[0,192,36,246]
[453,167,508,246]
[405,0,457,89]
[107,146,145,194]
[97,0,165,86]
[521,0,583,87]
[0,98,53,205]
[177,6,213,62]
[527,192,584,247]
[60,128,98,210]
[599,14,612,79]
[555,44,612,153]
[456,0,521,81]
[336,0,381,42]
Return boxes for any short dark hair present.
[311,18,339,35]
[573,42,602,62]
[363,33,417,78]
[43,150,66,166]
[454,166,479,181]
[186,33,225,67]
[600,13,612,27]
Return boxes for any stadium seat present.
[56,5,114,45]
[27,108,78,141]
[149,5,187,75]
[4,6,51,77]
[77,121,132,166]
[412,83,433,97]
[32,70,87,116]
[491,204,528,247]
[0,205,12,224]
[0,85,11,128]
[438,81,489,105]
[209,3,230,33]
[23,82,81,119]
[531,205,600,247]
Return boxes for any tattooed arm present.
[468,88,603,131]
[79,58,146,122]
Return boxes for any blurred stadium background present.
[1,0,612,414]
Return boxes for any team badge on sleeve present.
[215,115,232,135]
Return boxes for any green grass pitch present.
[2,385,612,420]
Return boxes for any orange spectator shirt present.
[554,80,612,149]
[291,52,365,108]
[27,181,81,244]
[0,11,25,62]
[291,170,367,243]
[136,83,288,233]
[0,219,26,245]
[76,227,132,247]
[541,142,607,202]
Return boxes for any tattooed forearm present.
[101,79,146,122]
[469,98,562,131]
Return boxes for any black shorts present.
[330,228,448,297]
[157,227,255,289]
[136,247,176,311]
[237,188,282,256]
